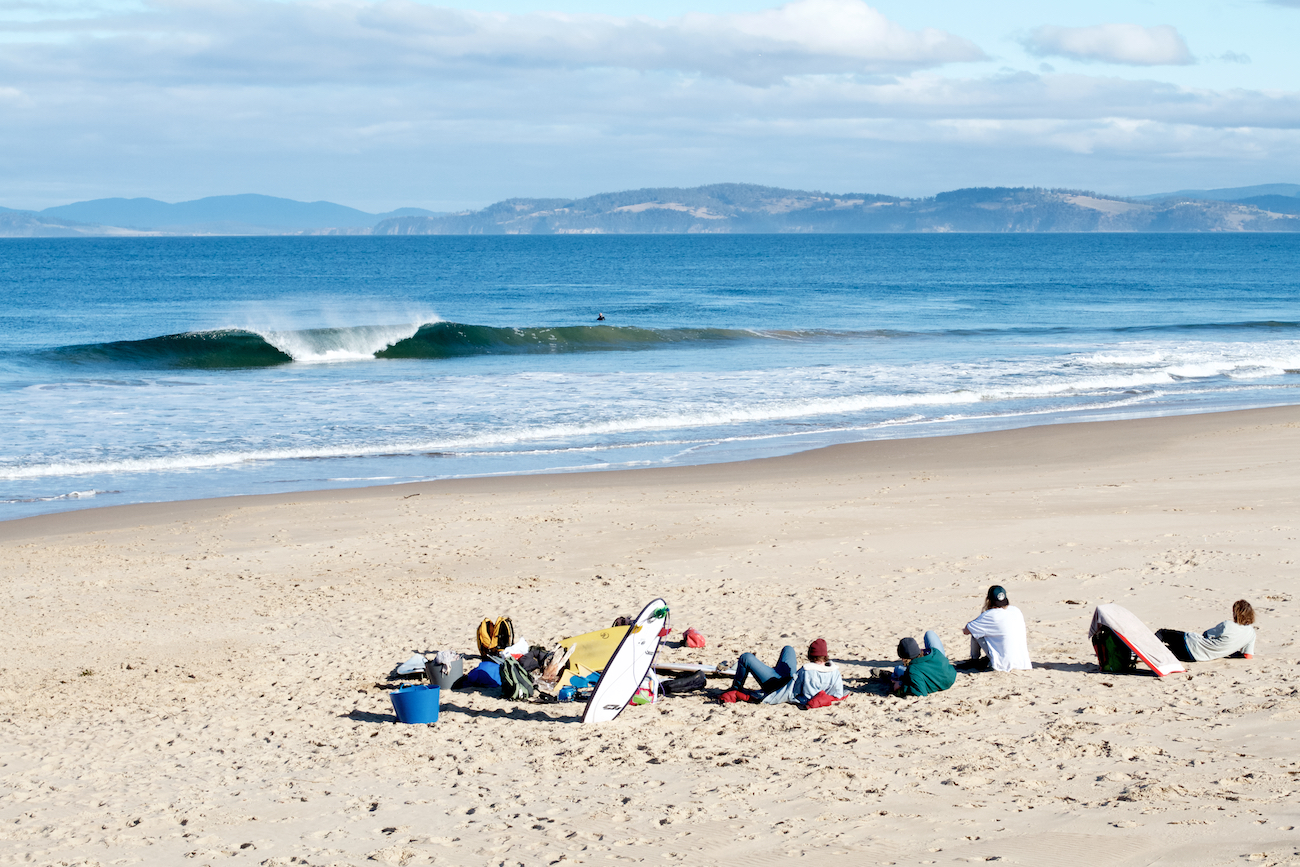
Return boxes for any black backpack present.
[660,671,707,695]
[1092,625,1136,673]
[498,655,535,700]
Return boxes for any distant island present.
[4,184,1300,237]
[0,193,442,237]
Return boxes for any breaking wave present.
[34,319,1300,370]
[40,322,795,369]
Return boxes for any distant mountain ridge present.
[3,184,1299,236]
[1132,183,1300,202]
[371,183,1300,235]
[0,194,442,236]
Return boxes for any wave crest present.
[41,322,779,369]
[257,323,427,362]
[37,318,1300,370]
[44,329,294,369]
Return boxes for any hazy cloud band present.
[0,0,986,86]
[1,1,1297,208]
[1022,24,1193,66]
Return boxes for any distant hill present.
[1233,195,1300,216]
[4,185,1299,237]
[373,184,1300,235]
[0,210,144,238]
[35,194,443,234]
[1134,183,1300,202]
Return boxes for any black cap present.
[990,585,1007,602]
[897,637,922,660]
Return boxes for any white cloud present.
[1,1,1299,208]
[1022,24,1193,66]
[0,0,986,86]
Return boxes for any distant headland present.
[4,183,1299,237]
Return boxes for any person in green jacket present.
[890,631,957,697]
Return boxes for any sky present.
[1,0,1299,211]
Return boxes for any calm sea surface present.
[2,234,1299,519]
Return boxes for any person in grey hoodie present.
[730,638,846,705]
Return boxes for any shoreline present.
[3,402,1299,865]
[4,401,1299,543]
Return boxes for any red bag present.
[718,689,756,704]
[803,690,846,709]
[684,628,706,648]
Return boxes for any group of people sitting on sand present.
[727,585,1258,705]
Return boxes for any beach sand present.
[2,406,1299,867]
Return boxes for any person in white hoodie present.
[962,585,1032,672]
[730,638,846,705]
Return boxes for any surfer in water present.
[596,312,605,321]
[729,638,845,705]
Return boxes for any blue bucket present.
[390,684,440,724]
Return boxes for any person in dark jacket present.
[891,630,957,697]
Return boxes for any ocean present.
[2,233,1298,520]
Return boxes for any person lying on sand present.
[1156,600,1257,663]
[728,638,846,704]
[960,585,1033,671]
[890,631,956,697]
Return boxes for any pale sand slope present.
[2,407,1299,867]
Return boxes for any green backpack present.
[498,655,535,701]
[1092,625,1136,673]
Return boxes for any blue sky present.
[1,0,1298,211]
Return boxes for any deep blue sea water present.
[3,234,1299,519]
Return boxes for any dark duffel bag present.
[660,670,707,694]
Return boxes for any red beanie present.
[808,638,828,658]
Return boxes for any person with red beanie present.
[727,638,845,705]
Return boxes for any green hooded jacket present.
[901,650,956,697]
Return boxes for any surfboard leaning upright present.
[581,598,669,724]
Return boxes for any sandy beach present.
[2,406,1299,867]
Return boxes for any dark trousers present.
[1156,629,1196,663]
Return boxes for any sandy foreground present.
[2,407,1299,867]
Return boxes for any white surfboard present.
[581,598,669,724]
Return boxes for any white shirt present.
[966,605,1032,671]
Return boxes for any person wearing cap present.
[729,638,846,705]
[962,585,1032,671]
[890,631,956,697]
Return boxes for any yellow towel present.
[558,626,630,672]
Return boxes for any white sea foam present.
[1080,341,1300,379]
[253,322,432,363]
[0,377,1173,480]
[1,489,117,504]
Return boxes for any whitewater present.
[2,233,1299,517]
